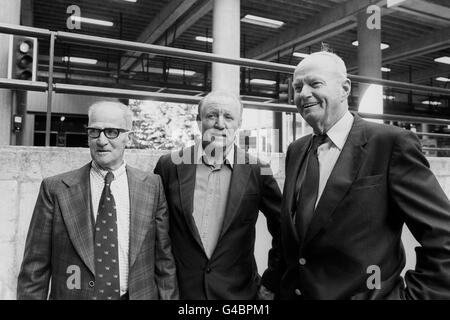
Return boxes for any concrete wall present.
[0,146,449,299]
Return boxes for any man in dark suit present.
[279,51,450,299]
[154,91,282,299]
[17,101,179,300]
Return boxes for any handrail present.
[0,23,51,38]
[0,78,48,91]
[1,23,450,95]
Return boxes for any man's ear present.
[341,78,351,101]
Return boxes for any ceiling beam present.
[130,0,213,72]
[391,0,450,27]
[383,26,450,65]
[247,0,387,61]
[121,0,198,71]
[390,64,450,85]
[347,25,450,72]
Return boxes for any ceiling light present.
[123,0,137,2]
[387,0,407,8]
[381,67,391,72]
[352,40,390,50]
[434,56,450,65]
[422,100,442,106]
[250,79,276,86]
[293,52,309,58]
[383,95,395,100]
[436,77,450,82]
[241,14,284,29]
[70,16,113,27]
[62,56,98,64]
[147,67,196,76]
[195,36,213,43]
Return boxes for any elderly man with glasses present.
[17,101,179,300]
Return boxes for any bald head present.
[295,51,348,81]
[292,51,351,134]
[88,101,133,130]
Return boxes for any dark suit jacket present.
[279,114,450,300]
[17,163,179,300]
[154,145,283,299]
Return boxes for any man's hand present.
[257,285,275,300]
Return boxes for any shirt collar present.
[91,160,127,180]
[321,111,354,151]
[196,143,235,168]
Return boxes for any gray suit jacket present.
[17,163,179,300]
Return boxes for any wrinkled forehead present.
[202,95,241,113]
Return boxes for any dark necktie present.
[295,134,328,237]
[93,171,120,300]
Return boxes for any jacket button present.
[295,289,302,296]
[89,281,95,287]
[205,268,211,273]
[299,258,306,265]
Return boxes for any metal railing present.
[1,22,450,149]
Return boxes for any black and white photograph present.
[0,0,449,309]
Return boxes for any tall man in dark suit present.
[17,101,179,300]
[154,91,283,299]
[280,51,450,299]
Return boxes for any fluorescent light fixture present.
[352,40,390,50]
[241,14,284,29]
[293,52,310,58]
[383,95,395,100]
[436,77,450,82]
[381,67,391,72]
[250,79,276,86]
[434,56,450,65]
[422,100,442,106]
[123,0,137,2]
[195,36,213,43]
[387,0,407,8]
[70,16,113,27]
[147,67,196,76]
[62,56,98,64]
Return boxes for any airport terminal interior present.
[0,0,449,155]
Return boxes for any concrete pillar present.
[356,11,383,116]
[0,0,21,145]
[211,0,240,95]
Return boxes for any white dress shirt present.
[90,161,130,296]
[316,111,354,206]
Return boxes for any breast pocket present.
[351,174,384,190]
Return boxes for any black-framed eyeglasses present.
[87,127,129,139]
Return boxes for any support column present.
[356,10,383,116]
[211,0,240,95]
[0,0,21,145]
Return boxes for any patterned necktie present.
[295,134,328,237]
[93,171,120,300]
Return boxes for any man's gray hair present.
[197,91,243,120]
[88,101,133,130]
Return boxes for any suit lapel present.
[304,114,368,245]
[127,166,153,269]
[176,146,204,250]
[219,147,251,239]
[60,163,95,275]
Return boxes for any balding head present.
[292,51,351,134]
[88,101,133,130]
[197,91,243,121]
[295,51,348,81]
